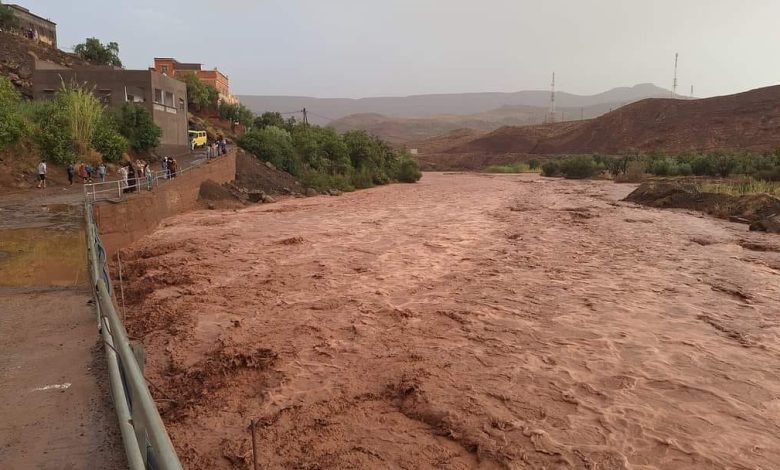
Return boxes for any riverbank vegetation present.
[237,112,422,191]
[537,152,780,188]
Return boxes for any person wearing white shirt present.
[36,160,47,189]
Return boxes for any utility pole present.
[672,52,679,98]
[549,72,556,123]
[690,85,694,99]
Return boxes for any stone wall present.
[94,152,236,256]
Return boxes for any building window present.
[178,98,185,111]
[161,65,169,75]
[42,89,56,101]
[154,88,163,104]
[164,91,174,107]
[125,86,145,103]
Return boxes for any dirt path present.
[0,191,123,469]
[121,173,780,469]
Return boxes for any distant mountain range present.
[239,83,676,125]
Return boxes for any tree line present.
[238,112,422,190]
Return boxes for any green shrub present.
[0,77,29,149]
[91,119,128,162]
[560,156,597,179]
[528,159,540,169]
[350,166,374,189]
[649,158,672,176]
[711,153,738,177]
[676,162,693,176]
[541,161,560,177]
[690,155,712,176]
[396,156,422,182]
[114,103,161,152]
[33,102,76,164]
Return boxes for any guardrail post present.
[130,342,149,467]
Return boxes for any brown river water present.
[120,173,780,469]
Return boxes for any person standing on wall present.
[36,160,47,189]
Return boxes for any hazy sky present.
[18,0,780,98]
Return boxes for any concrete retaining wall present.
[94,152,236,256]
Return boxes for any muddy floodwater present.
[121,173,780,469]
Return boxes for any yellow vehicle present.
[188,130,207,148]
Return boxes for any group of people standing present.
[66,163,107,185]
[160,157,179,179]
[35,154,185,192]
[206,137,228,160]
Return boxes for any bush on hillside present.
[91,119,128,162]
[237,125,299,173]
[179,73,219,111]
[217,102,254,126]
[114,103,161,152]
[237,120,422,190]
[0,77,27,149]
[33,102,76,164]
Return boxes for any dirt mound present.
[625,181,780,232]
[197,179,245,209]
[445,84,780,156]
[235,150,303,195]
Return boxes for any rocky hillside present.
[0,31,87,97]
[441,85,780,156]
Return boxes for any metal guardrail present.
[84,201,182,470]
[83,151,229,202]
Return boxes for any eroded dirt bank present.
[121,173,780,469]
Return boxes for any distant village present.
[2,3,239,155]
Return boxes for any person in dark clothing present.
[66,164,75,185]
[126,165,136,193]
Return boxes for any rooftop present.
[8,4,57,25]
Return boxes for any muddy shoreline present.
[120,173,780,469]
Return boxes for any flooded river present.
[121,173,780,469]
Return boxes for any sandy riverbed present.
[120,173,780,469]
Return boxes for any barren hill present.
[330,100,653,144]
[443,84,780,156]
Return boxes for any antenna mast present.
[672,53,678,98]
[547,72,556,123]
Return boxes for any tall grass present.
[484,162,539,173]
[58,82,104,155]
[697,179,780,197]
